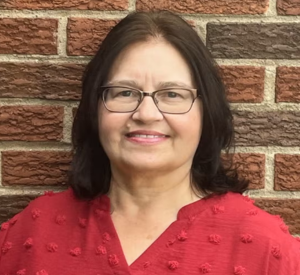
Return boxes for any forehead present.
[107,40,194,88]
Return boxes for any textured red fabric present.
[0,188,299,274]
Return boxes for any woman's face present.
[98,40,203,173]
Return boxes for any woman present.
[0,11,299,275]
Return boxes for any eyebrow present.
[159,81,193,89]
[105,80,193,89]
[106,80,139,87]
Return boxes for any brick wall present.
[0,0,300,235]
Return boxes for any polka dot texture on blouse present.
[0,189,299,275]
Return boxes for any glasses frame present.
[99,86,200,114]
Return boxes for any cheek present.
[97,105,130,144]
[169,116,202,150]
[98,104,114,146]
[179,103,203,141]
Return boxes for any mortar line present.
[0,99,79,107]
[184,15,300,22]
[195,22,207,45]
[245,189,300,199]
[0,55,91,63]
[0,144,299,153]
[62,106,74,144]
[0,186,67,196]
[234,147,300,154]
[1,56,299,66]
[0,185,298,198]
[57,17,68,57]
[0,10,300,21]
[128,0,136,11]
[0,99,299,111]
[265,0,278,16]
[216,59,300,66]
[263,65,277,104]
[230,103,300,112]
[0,143,72,151]
[264,152,275,192]
[0,10,129,18]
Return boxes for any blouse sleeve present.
[0,213,20,264]
[267,235,300,275]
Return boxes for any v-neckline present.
[95,193,216,271]
[107,213,179,268]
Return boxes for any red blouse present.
[0,188,299,275]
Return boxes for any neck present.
[107,165,202,221]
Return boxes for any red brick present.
[276,67,300,103]
[67,18,118,56]
[233,111,300,146]
[274,154,300,191]
[277,0,300,15]
[2,151,71,186]
[0,106,63,141]
[207,23,300,59]
[219,66,265,103]
[0,0,128,10]
[0,18,57,55]
[0,194,37,224]
[222,153,265,189]
[255,198,300,235]
[136,0,268,14]
[0,63,85,100]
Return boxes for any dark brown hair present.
[69,10,248,199]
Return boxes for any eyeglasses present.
[99,86,200,114]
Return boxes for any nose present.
[132,95,164,123]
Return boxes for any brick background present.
[2,151,72,186]
[136,0,269,14]
[207,23,300,59]
[0,194,37,225]
[223,153,265,189]
[255,198,300,234]
[0,18,58,55]
[0,63,84,100]
[234,111,300,146]
[220,66,265,103]
[0,0,299,235]
[276,67,300,102]
[0,0,129,10]
[275,154,300,191]
[277,0,300,15]
[67,19,118,56]
[0,106,63,141]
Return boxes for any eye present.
[158,90,184,99]
[118,90,133,97]
[166,91,179,98]
[108,88,140,100]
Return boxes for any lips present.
[126,130,168,138]
[125,131,169,143]
[127,134,167,138]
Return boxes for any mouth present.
[126,134,168,138]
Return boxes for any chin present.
[122,158,169,172]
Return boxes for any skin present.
[98,38,203,265]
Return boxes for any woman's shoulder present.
[1,187,91,225]
[0,188,89,246]
[26,187,78,208]
[201,192,300,273]
[211,191,300,247]
[5,188,75,221]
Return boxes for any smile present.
[127,134,167,138]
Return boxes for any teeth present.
[129,134,164,138]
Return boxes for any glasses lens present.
[155,88,194,113]
[103,87,141,112]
